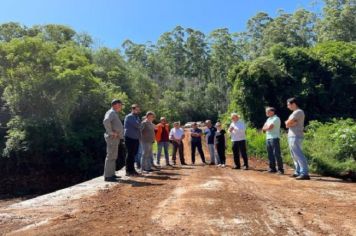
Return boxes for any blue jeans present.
[266,138,283,171]
[208,144,220,164]
[141,142,153,171]
[157,141,170,165]
[288,136,309,176]
[135,142,143,168]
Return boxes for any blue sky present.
[0,0,322,48]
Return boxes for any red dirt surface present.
[1,131,355,236]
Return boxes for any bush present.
[304,119,356,177]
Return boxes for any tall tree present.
[316,0,356,42]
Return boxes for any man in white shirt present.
[169,122,186,165]
[228,113,249,170]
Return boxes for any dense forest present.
[0,0,355,193]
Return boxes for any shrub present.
[304,119,356,177]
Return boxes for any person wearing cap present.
[215,122,226,167]
[262,107,284,174]
[204,120,219,165]
[229,113,249,170]
[140,111,156,173]
[155,117,171,166]
[124,104,142,176]
[190,122,206,165]
[169,122,186,165]
[103,99,124,182]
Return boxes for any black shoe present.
[232,166,241,169]
[291,173,299,178]
[209,162,216,165]
[104,177,117,182]
[181,163,187,165]
[126,171,140,177]
[268,169,277,173]
[296,175,310,180]
[112,175,121,179]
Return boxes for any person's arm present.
[228,123,234,133]
[169,129,175,141]
[286,111,303,128]
[117,118,124,139]
[262,122,274,131]
[285,119,297,128]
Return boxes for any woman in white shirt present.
[228,113,249,170]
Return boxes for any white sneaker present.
[217,164,222,167]
[221,164,226,168]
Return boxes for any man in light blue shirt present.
[262,107,283,174]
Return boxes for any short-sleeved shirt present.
[190,128,202,143]
[169,128,184,140]
[288,109,305,137]
[204,126,217,144]
[215,129,226,147]
[265,115,281,139]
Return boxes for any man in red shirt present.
[155,117,171,166]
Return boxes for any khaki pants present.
[104,135,120,177]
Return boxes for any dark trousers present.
[191,142,205,164]
[267,138,283,171]
[232,140,248,168]
[125,136,139,173]
[116,139,126,171]
[216,145,226,164]
[172,141,185,164]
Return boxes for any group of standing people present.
[102,97,310,182]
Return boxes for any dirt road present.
[1,131,355,236]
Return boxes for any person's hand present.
[229,127,234,132]
[262,123,267,132]
[112,132,118,138]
